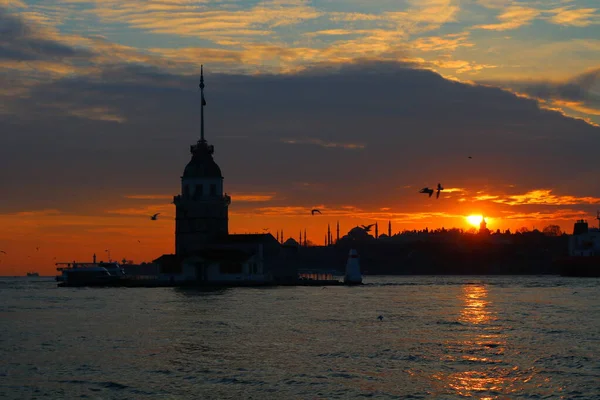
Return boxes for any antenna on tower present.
[199,65,206,143]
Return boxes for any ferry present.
[26,272,40,277]
[56,261,129,287]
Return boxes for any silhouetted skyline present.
[1,2,599,273]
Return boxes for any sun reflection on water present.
[459,284,495,325]
[434,284,515,398]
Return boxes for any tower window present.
[194,184,203,199]
[210,184,216,196]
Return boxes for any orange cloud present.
[546,6,599,27]
[553,100,600,116]
[77,0,322,41]
[412,33,473,52]
[474,5,541,31]
[494,189,600,206]
[230,193,276,202]
[474,194,500,201]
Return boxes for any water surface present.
[1,276,599,399]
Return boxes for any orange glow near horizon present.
[466,215,483,227]
[0,206,584,275]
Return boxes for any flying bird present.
[151,213,160,220]
[468,156,472,159]
[36,247,39,251]
[436,183,444,199]
[262,228,269,232]
[360,224,375,232]
[311,209,322,215]
[0,250,6,254]
[377,315,384,321]
[419,187,434,198]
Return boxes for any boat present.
[26,272,39,277]
[556,219,600,277]
[55,261,129,287]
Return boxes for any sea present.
[1,276,599,399]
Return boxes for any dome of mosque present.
[283,238,299,247]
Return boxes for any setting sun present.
[466,215,483,227]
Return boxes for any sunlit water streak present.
[1,276,599,399]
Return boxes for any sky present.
[1,0,600,274]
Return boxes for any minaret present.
[336,221,340,243]
[375,222,379,239]
[327,224,331,246]
[304,229,307,246]
[173,65,230,257]
[479,215,489,235]
[388,220,391,237]
[299,230,302,246]
[276,231,279,242]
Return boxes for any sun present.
[466,215,483,227]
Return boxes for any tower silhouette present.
[173,66,230,256]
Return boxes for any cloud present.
[281,138,365,149]
[473,5,541,31]
[474,195,500,201]
[491,67,600,122]
[230,193,277,202]
[493,189,600,206]
[2,15,600,234]
[412,33,473,52]
[0,9,92,61]
[74,0,322,42]
[546,6,599,27]
[499,209,589,221]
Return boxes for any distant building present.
[479,216,490,235]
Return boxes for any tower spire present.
[199,65,206,143]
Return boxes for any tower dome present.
[183,141,222,178]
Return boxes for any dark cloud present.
[1,16,600,215]
[487,68,600,112]
[0,8,92,61]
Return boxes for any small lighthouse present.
[344,249,362,284]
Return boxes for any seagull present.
[419,187,434,198]
[36,247,39,251]
[436,183,444,199]
[0,250,6,254]
[360,224,375,232]
[468,156,472,159]
[262,228,269,232]
[377,315,384,321]
[151,213,160,220]
[137,240,141,243]
[311,209,322,215]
